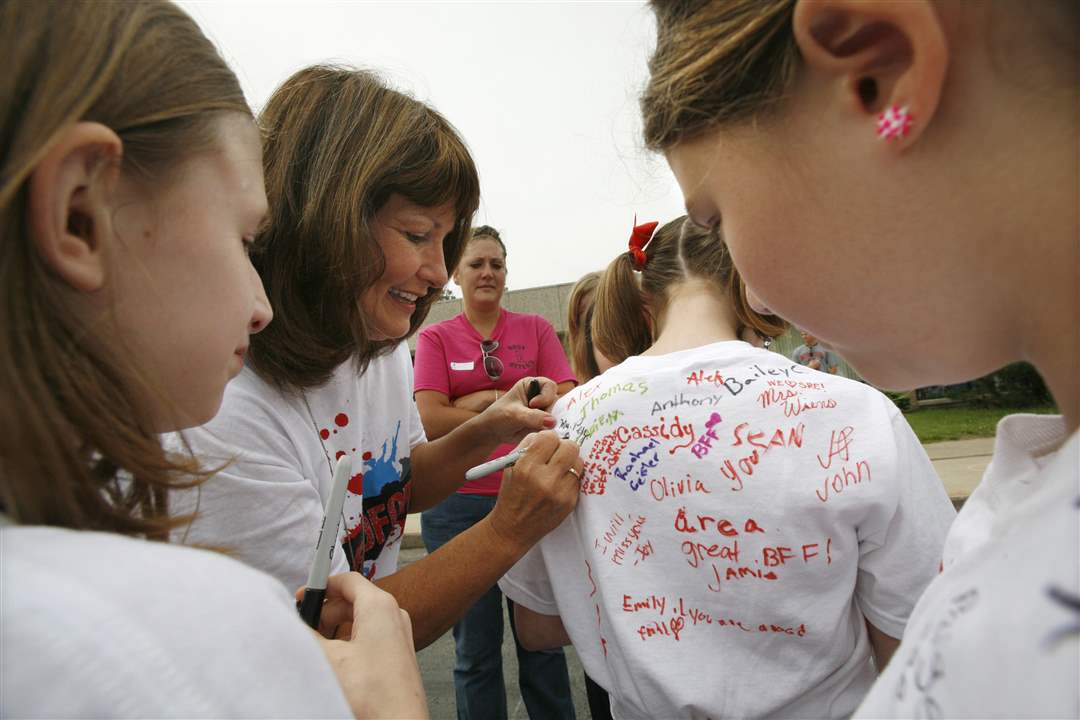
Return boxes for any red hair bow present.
[628,216,659,271]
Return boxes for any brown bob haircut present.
[593,217,786,363]
[250,65,481,391]
[0,1,249,536]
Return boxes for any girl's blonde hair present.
[593,217,786,362]
[0,1,250,537]
[566,271,601,382]
[249,66,481,391]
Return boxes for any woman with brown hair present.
[500,217,955,719]
[176,65,582,651]
[641,1,1077,716]
[0,2,422,716]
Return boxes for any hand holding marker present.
[465,378,554,481]
[298,454,352,629]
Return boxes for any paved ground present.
[404,544,590,720]
[404,437,996,719]
[921,436,995,504]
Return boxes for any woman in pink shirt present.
[414,226,578,720]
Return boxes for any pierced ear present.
[792,0,946,148]
[28,122,123,292]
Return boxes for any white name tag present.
[451,361,475,371]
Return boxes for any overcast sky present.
[179,0,686,294]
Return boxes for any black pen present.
[525,378,542,403]
[298,454,352,629]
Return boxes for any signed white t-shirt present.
[856,415,1079,719]
[501,341,955,719]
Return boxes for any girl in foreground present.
[500,218,955,719]
[643,1,1077,716]
[0,2,422,717]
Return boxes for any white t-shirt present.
[172,343,426,591]
[500,341,956,720]
[856,415,1079,719]
[0,524,351,718]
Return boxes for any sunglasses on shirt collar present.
[480,339,503,381]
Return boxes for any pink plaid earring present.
[877,105,914,140]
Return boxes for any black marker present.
[526,378,542,402]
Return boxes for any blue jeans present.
[422,492,576,720]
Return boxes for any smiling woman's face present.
[454,236,507,310]
[361,194,455,341]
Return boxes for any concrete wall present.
[410,283,863,381]
[409,282,577,350]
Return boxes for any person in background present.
[0,3,423,717]
[414,225,578,720]
[174,66,582,652]
[567,271,617,385]
[792,329,840,374]
[642,1,1078,716]
[502,217,956,720]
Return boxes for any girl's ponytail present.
[593,252,652,366]
[593,216,786,363]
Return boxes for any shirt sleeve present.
[534,317,577,385]
[413,326,451,395]
[171,389,349,592]
[853,403,956,638]
[498,543,561,615]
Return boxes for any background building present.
[409,283,864,381]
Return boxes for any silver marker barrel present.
[298,454,352,629]
[464,448,525,482]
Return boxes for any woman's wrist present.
[463,407,502,447]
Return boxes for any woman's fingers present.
[486,383,557,442]
[490,431,582,548]
[516,430,560,464]
[313,597,429,719]
[500,376,557,409]
[316,597,355,637]
[515,407,556,432]
[523,376,559,409]
[550,435,585,477]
